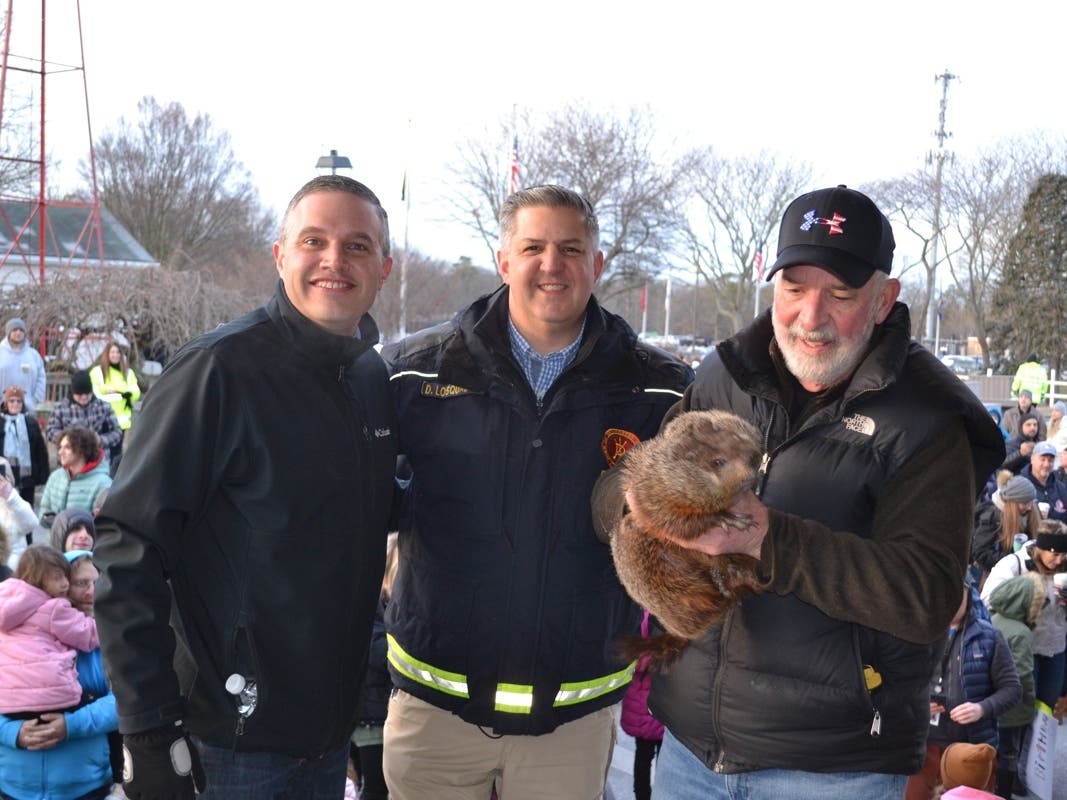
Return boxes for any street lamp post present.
[315,149,352,175]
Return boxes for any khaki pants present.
[383,689,618,800]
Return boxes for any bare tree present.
[0,90,39,198]
[680,150,812,334]
[84,97,275,279]
[375,251,499,342]
[0,13,40,197]
[870,134,1067,352]
[445,105,689,296]
[0,269,255,372]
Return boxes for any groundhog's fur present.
[611,410,765,669]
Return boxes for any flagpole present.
[509,134,520,197]
[934,290,942,356]
[664,270,672,338]
[640,283,648,336]
[508,104,520,200]
[752,242,765,321]
[399,118,412,338]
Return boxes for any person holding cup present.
[1054,571,1067,605]
[982,521,1067,710]
[1020,441,1067,521]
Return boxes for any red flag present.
[754,246,765,281]
[509,135,521,196]
[640,283,648,312]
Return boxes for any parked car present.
[940,354,984,377]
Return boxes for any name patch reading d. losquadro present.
[420,381,471,399]
[601,428,641,468]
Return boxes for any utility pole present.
[924,69,956,348]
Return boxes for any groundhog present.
[611,409,765,669]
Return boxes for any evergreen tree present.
[990,174,1067,373]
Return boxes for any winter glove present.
[121,391,133,410]
[1054,695,1067,723]
[122,722,205,799]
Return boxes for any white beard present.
[772,303,878,390]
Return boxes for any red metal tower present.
[0,0,103,285]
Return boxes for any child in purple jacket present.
[621,610,665,800]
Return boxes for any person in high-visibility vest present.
[1011,355,1049,404]
[88,341,141,475]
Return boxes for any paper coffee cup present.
[1038,501,1051,518]
[1055,573,1067,591]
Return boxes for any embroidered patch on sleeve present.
[420,382,471,399]
[601,428,641,467]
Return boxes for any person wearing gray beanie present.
[50,507,96,552]
[999,475,1037,505]
[972,473,1040,577]
[0,317,45,412]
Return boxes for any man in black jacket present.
[380,185,691,800]
[595,186,1004,799]
[93,175,397,799]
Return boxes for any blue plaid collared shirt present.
[507,316,586,401]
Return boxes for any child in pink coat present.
[0,545,98,715]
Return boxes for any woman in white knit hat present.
[1046,400,1067,453]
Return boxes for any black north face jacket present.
[649,303,1005,774]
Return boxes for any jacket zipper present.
[710,611,734,771]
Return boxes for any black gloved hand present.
[121,391,132,401]
[122,722,205,799]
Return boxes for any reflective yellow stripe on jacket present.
[387,634,635,714]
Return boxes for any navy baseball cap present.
[765,185,895,288]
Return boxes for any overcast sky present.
[16,0,1067,270]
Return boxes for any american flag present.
[508,135,521,196]
[753,244,765,281]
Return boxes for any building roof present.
[0,199,158,270]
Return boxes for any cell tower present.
[924,69,957,347]
[0,0,103,285]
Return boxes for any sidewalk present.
[605,721,637,800]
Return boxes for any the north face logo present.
[842,414,875,436]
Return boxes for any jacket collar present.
[265,280,380,367]
[440,285,614,390]
[717,302,912,406]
